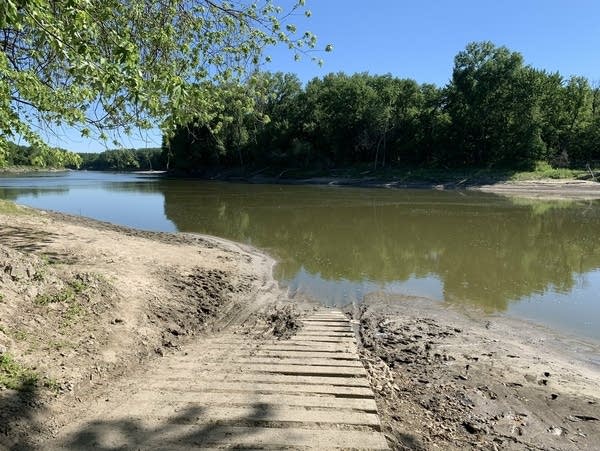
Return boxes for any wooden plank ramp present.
[51,309,389,450]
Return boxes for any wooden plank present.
[228,357,364,367]
[168,349,359,363]
[251,350,359,360]
[302,327,354,332]
[114,404,381,428]
[131,391,378,412]
[294,332,356,338]
[173,363,367,377]
[159,372,371,387]
[288,337,356,343]
[259,343,356,352]
[142,381,375,397]
[144,426,390,450]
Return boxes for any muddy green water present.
[1,171,599,341]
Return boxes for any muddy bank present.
[196,173,600,200]
[0,201,284,448]
[349,294,600,450]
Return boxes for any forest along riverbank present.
[1,199,599,450]
[0,200,286,447]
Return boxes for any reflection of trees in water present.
[163,183,600,312]
[100,180,166,193]
[0,186,69,200]
[0,176,164,201]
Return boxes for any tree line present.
[78,148,164,171]
[0,142,82,169]
[164,41,600,173]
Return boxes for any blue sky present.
[272,0,600,86]
[39,0,600,152]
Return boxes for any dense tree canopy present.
[0,0,326,167]
[78,148,163,171]
[165,42,600,172]
[2,141,82,168]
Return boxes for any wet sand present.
[349,294,600,450]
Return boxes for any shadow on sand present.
[0,385,48,451]
[50,403,281,450]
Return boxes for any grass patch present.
[39,254,57,266]
[62,302,84,326]
[33,277,89,327]
[507,161,587,181]
[0,325,30,342]
[253,164,599,184]
[34,287,75,306]
[12,329,28,341]
[69,278,88,294]
[0,199,31,215]
[0,353,39,391]
[33,277,89,306]
[42,376,61,393]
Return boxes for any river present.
[1,171,599,341]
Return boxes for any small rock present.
[463,421,487,434]
[568,415,599,422]
[548,426,566,436]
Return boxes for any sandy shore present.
[1,200,599,449]
[0,201,286,447]
[471,179,600,200]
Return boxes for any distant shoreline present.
[154,167,600,200]
[0,166,70,174]
[199,174,600,200]
[3,166,600,199]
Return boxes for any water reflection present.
[1,173,599,339]
[0,172,174,232]
[161,182,600,314]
